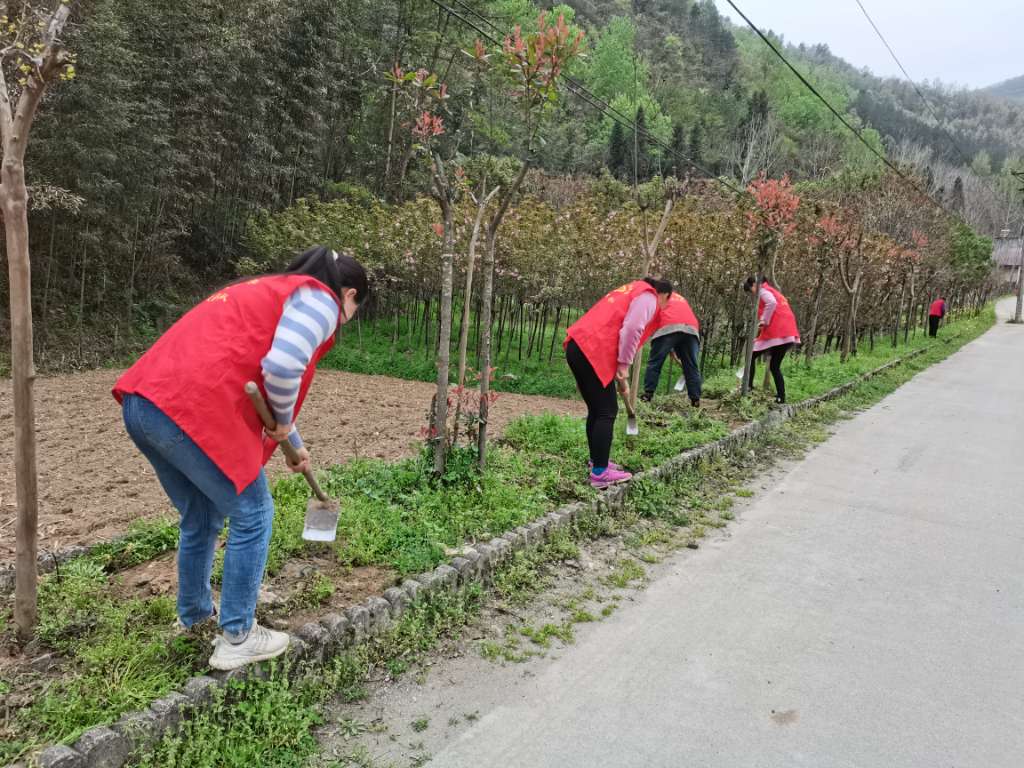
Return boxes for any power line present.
[722,0,958,221]
[423,0,746,196]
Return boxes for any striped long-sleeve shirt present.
[261,286,340,448]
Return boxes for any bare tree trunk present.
[2,0,75,642]
[1014,228,1024,323]
[478,160,529,469]
[457,183,497,388]
[838,235,864,364]
[4,156,38,643]
[431,154,455,474]
[452,182,498,446]
[629,195,674,403]
[804,266,826,364]
[742,239,772,395]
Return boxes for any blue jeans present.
[122,394,274,636]
[643,332,702,402]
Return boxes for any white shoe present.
[209,622,290,671]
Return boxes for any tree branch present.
[488,159,529,239]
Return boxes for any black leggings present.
[748,343,793,403]
[566,340,617,468]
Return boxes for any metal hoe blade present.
[626,415,639,436]
[674,376,686,393]
[302,499,340,543]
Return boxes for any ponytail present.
[284,245,369,304]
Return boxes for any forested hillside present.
[986,74,1024,104]
[0,0,1017,369]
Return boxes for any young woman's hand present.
[264,422,293,443]
[286,446,311,474]
[615,364,629,382]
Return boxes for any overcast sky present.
[712,0,1022,90]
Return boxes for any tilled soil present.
[0,369,583,563]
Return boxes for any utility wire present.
[425,0,746,195]
[852,0,1013,216]
[722,0,957,220]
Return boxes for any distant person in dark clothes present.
[929,297,946,337]
[744,276,800,405]
[640,292,702,407]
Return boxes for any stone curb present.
[7,347,929,768]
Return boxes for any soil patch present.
[0,369,582,563]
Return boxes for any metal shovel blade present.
[674,376,686,393]
[626,414,639,436]
[302,499,341,543]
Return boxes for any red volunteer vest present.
[565,280,659,387]
[929,299,945,317]
[113,275,339,494]
[653,292,700,334]
[757,284,800,343]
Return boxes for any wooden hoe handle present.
[244,381,329,502]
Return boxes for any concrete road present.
[432,299,1024,768]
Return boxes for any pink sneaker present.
[588,460,623,472]
[589,466,633,489]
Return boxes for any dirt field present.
[0,369,583,563]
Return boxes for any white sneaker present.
[208,622,290,671]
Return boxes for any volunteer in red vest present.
[565,277,673,489]
[928,296,946,337]
[114,246,368,671]
[640,291,702,407]
[744,276,800,404]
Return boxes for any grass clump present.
[1,560,202,764]
[88,517,180,572]
[605,559,646,589]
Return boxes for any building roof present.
[993,237,1023,267]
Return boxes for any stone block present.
[285,636,309,665]
[319,613,350,651]
[517,525,537,546]
[413,570,442,597]
[433,564,458,590]
[111,709,161,753]
[461,549,482,578]
[382,587,410,618]
[182,675,220,708]
[148,692,190,734]
[295,623,327,665]
[401,579,423,603]
[345,605,370,644]
[365,597,392,636]
[36,746,85,768]
[73,726,131,768]
[449,557,472,584]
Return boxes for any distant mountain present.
[986,75,1024,103]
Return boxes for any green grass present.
[88,517,180,572]
[604,559,646,589]
[519,622,575,648]
[322,301,986,401]
[1,560,205,763]
[323,307,581,398]
[136,588,481,768]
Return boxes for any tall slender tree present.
[2,0,79,641]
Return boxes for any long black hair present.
[743,276,772,292]
[642,276,673,295]
[285,245,369,305]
